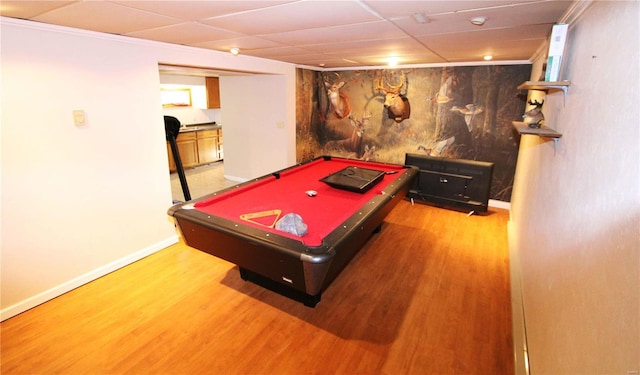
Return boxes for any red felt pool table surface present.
[193,158,406,247]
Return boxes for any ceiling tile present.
[126,22,244,44]
[364,0,560,19]
[393,3,568,37]
[192,36,284,52]
[443,39,544,62]
[114,1,295,21]
[32,1,180,34]
[303,37,426,55]
[242,45,316,59]
[261,20,406,46]
[420,26,550,61]
[0,1,76,18]
[199,1,381,34]
[418,24,554,49]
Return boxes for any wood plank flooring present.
[1,200,513,375]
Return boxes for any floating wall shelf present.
[512,121,562,138]
[512,121,562,154]
[518,80,571,102]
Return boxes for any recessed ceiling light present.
[387,56,400,66]
[484,55,493,61]
[470,16,488,26]
[230,47,240,55]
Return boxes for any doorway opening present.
[159,64,249,202]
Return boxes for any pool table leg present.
[239,267,321,307]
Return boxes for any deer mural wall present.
[297,65,532,202]
[375,71,411,123]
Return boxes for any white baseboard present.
[223,174,248,183]
[0,235,179,322]
[507,220,530,375]
[489,199,511,210]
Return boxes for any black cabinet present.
[404,153,494,214]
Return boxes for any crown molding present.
[301,60,532,72]
[0,16,160,48]
[559,0,595,25]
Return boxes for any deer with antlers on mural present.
[324,73,351,119]
[324,112,371,158]
[375,71,411,123]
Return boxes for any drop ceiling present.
[1,0,573,69]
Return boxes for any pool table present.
[168,156,417,306]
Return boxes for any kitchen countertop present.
[179,122,221,132]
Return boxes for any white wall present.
[221,75,290,180]
[0,17,296,320]
[509,1,639,373]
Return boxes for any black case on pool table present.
[320,166,385,193]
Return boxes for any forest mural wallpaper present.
[296,64,531,202]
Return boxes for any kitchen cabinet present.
[167,131,198,172]
[206,77,221,109]
[197,129,219,164]
[167,128,222,172]
[167,143,175,171]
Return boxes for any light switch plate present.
[73,110,86,126]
